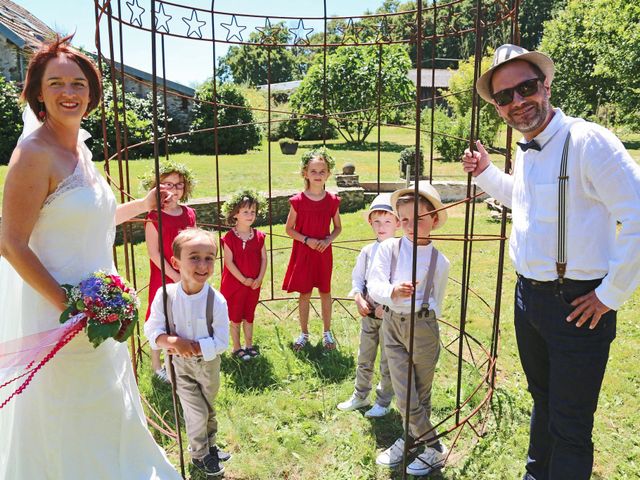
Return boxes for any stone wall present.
[0,36,23,82]
[115,187,365,245]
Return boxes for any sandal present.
[245,346,260,358]
[323,331,336,350]
[233,348,250,361]
[293,333,309,352]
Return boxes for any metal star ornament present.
[126,0,145,28]
[290,19,313,45]
[182,9,206,39]
[154,3,172,34]
[255,17,283,45]
[220,15,247,42]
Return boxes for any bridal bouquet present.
[61,271,139,347]
[0,272,139,409]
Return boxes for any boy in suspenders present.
[145,228,231,477]
[338,193,399,418]
[368,182,451,477]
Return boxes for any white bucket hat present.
[476,44,555,103]
[364,192,398,221]
[390,181,447,230]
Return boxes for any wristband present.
[303,236,309,245]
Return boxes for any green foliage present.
[291,45,413,145]
[0,77,23,165]
[540,0,640,128]
[189,82,263,155]
[518,0,568,51]
[217,23,301,86]
[398,146,424,179]
[300,147,336,172]
[278,137,296,145]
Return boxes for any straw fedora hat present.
[476,44,555,103]
[390,181,447,230]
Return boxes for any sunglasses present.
[492,78,542,106]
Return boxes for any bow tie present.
[517,139,541,152]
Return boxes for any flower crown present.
[300,147,336,172]
[139,160,196,201]
[221,189,268,224]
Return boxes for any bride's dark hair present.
[21,34,102,117]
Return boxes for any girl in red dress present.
[142,161,196,381]
[220,190,267,360]
[283,148,342,351]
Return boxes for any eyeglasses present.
[492,78,542,106]
[160,182,185,190]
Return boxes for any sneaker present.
[209,445,231,462]
[337,394,370,412]
[293,333,309,351]
[154,367,170,384]
[376,437,417,468]
[322,331,336,350]
[364,403,390,418]
[406,443,448,476]
[192,453,224,476]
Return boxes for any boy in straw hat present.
[367,181,450,477]
[463,44,640,480]
[337,193,399,418]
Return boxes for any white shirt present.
[349,241,381,297]
[476,108,640,310]
[145,282,230,361]
[368,237,450,317]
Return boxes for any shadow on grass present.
[292,341,356,383]
[305,140,408,153]
[622,140,640,151]
[220,351,278,393]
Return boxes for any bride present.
[0,36,181,479]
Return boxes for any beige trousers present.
[382,307,440,443]
[169,355,221,460]
[353,316,394,407]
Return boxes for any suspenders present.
[166,284,215,337]
[389,237,439,311]
[556,131,572,283]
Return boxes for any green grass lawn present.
[119,203,639,480]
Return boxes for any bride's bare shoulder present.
[8,132,54,171]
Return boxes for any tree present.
[290,45,413,145]
[518,0,567,51]
[540,0,640,127]
[0,77,22,165]
[217,23,301,86]
[188,82,262,155]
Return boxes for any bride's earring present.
[38,102,46,121]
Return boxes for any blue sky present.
[17,0,383,87]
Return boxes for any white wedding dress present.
[0,132,181,479]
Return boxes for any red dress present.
[220,229,265,323]
[144,205,196,320]
[282,191,341,294]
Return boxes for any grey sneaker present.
[209,445,231,462]
[406,443,448,476]
[192,452,224,476]
[337,394,370,411]
[376,437,417,467]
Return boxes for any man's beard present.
[505,99,551,134]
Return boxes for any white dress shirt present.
[145,282,230,361]
[348,241,381,297]
[476,108,640,310]
[368,237,450,317]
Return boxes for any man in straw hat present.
[462,44,640,479]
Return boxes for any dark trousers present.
[514,276,616,480]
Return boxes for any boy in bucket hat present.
[367,181,451,477]
[337,193,399,418]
